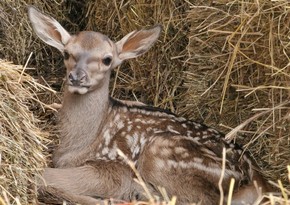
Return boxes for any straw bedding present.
[0,0,289,204]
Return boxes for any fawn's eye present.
[63,51,70,60]
[102,56,112,66]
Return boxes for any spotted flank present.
[94,98,252,184]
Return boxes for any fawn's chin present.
[68,86,89,95]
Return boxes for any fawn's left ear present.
[28,6,71,53]
[114,25,162,66]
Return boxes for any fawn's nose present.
[68,69,87,86]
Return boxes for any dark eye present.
[102,56,112,66]
[63,51,70,60]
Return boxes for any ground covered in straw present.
[0,0,289,204]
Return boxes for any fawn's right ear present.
[28,6,71,53]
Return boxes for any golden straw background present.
[0,0,289,204]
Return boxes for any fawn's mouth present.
[67,82,91,87]
[67,84,90,95]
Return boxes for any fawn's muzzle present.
[68,69,87,86]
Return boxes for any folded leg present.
[38,161,138,204]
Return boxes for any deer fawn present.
[28,6,270,205]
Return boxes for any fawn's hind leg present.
[138,157,220,205]
[137,137,220,205]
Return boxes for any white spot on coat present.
[102,147,109,155]
[127,124,132,132]
[167,125,180,134]
[104,129,112,146]
[117,121,125,129]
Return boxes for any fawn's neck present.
[59,76,111,152]
[53,77,111,167]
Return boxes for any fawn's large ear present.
[28,6,71,53]
[114,25,161,66]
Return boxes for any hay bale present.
[0,60,50,204]
[184,0,290,187]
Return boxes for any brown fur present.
[28,6,270,205]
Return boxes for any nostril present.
[68,73,74,82]
[68,72,78,85]
[79,73,86,82]
[77,70,87,83]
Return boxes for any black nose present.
[68,70,86,86]
[68,72,78,85]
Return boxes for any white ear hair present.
[28,6,71,52]
[114,25,162,66]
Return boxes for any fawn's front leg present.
[38,161,140,204]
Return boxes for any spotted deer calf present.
[28,6,270,205]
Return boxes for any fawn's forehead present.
[66,31,113,51]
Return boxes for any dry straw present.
[0,60,53,204]
[183,0,290,187]
[0,0,289,204]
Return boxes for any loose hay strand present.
[18,52,33,83]
[218,148,226,205]
[288,165,290,182]
[227,178,235,205]
[277,180,289,202]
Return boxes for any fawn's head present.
[28,6,161,94]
